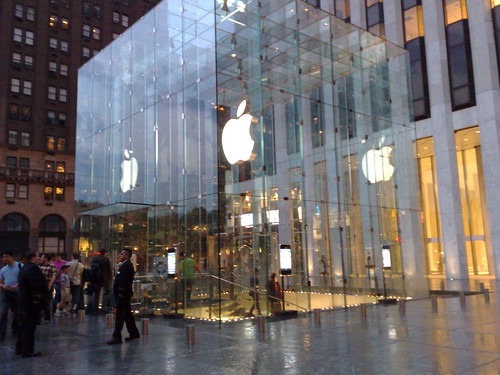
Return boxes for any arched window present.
[0,213,30,255]
[38,214,66,254]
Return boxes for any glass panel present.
[455,127,489,275]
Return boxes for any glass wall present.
[76,0,421,321]
[455,127,490,275]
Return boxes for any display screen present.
[280,244,292,275]
[382,245,391,269]
[167,249,176,277]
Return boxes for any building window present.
[44,186,54,200]
[92,27,100,40]
[60,64,68,76]
[113,33,120,40]
[121,15,129,27]
[57,137,66,151]
[82,1,91,15]
[113,11,120,23]
[47,136,55,150]
[18,185,28,199]
[56,162,65,173]
[417,138,444,274]
[15,4,23,19]
[83,24,91,38]
[7,157,17,168]
[8,130,18,145]
[59,113,67,126]
[48,86,57,100]
[24,55,33,69]
[6,184,16,199]
[61,17,69,30]
[82,47,90,59]
[19,158,29,169]
[49,14,58,28]
[366,0,385,37]
[23,81,32,96]
[455,127,489,274]
[48,111,57,125]
[61,40,69,52]
[49,61,58,75]
[13,28,23,43]
[27,7,35,21]
[93,5,101,18]
[59,88,67,102]
[20,132,30,146]
[443,0,476,110]
[46,160,55,171]
[11,78,20,93]
[25,31,34,45]
[22,106,32,121]
[55,187,65,201]
[50,37,58,49]
[8,104,20,119]
[12,53,21,68]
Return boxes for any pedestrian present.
[39,254,57,322]
[0,252,20,340]
[88,249,113,314]
[249,268,261,316]
[267,273,282,314]
[51,254,67,314]
[66,253,84,312]
[16,251,48,357]
[178,252,201,305]
[54,265,71,316]
[107,248,140,345]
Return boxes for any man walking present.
[39,254,57,322]
[66,253,84,311]
[16,252,48,357]
[88,249,112,314]
[0,252,20,339]
[107,248,139,345]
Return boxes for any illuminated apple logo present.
[361,146,394,184]
[222,100,255,164]
[120,149,138,193]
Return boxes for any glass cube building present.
[76,0,426,321]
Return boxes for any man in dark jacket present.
[16,252,48,357]
[107,248,139,345]
[88,249,113,314]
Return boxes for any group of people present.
[0,248,141,357]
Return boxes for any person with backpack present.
[66,253,84,312]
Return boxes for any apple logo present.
[222,99,255,164]
[361,146,394,184]
[120,149,138,193]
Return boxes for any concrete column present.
[349,0,366,29]
[467,0,500,278]
[421,1,468,280]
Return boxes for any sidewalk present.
[1,290,499,375]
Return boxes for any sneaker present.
[54,311,61,317]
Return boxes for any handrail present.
[210,274,308,311]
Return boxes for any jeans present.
[70,285,84,310]
[0,290,19,337]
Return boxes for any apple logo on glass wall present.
[361,145,394,184]
[120,149,138,193]
[222,100,255,164]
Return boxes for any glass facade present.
[76,0,422,321]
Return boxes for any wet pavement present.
[1,288,499,375]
